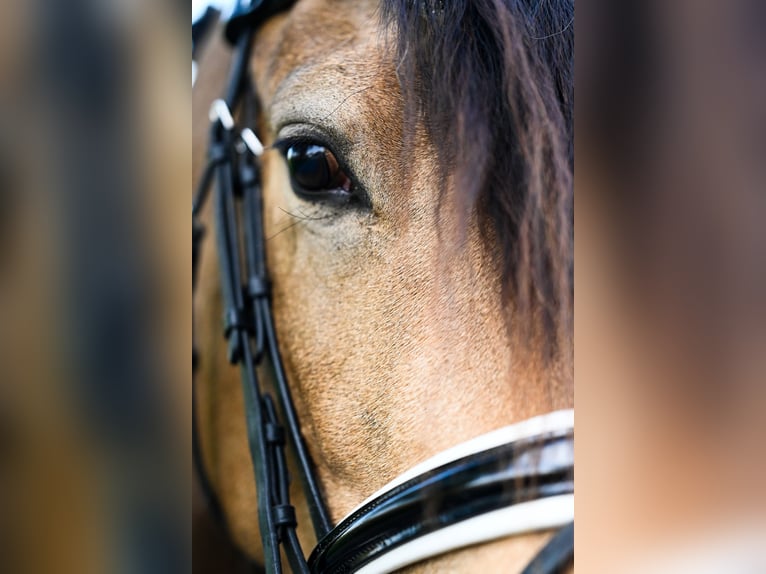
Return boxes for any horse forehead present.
[255,0,387,98]
[280,0,379,46]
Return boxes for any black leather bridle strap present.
[192,14,329,573]
[206,99,302,573]
[520,522,574,574]
[308,430,574,574]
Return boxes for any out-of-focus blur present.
[0,0,189,573]
[577,0,766,571]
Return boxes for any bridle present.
[192,1,575,573]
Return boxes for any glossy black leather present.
[193,16,331,573]
[309,430,574,574]
[521,521,574,574]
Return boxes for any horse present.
[193,0,573,571]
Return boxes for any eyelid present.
[273,134,338,157]
[271,136,307,153]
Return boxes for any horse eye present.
[284,142,352,196]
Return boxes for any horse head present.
[193,1,573,571]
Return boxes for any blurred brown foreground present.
[0,0,189,572]
[577,0,766,571]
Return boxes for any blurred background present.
[576,0,766,570]
[0,0,764,572]
[0,0,188,572]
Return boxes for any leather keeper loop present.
[240,164,258,187]
[265,422,285,445]
[249,277,270,298]
[224,307,251,338]
[273,504,297,528]
[208,142,228,164]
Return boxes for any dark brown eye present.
[284,142,352,195]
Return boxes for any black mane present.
[383,0,574,352]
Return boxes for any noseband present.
[192,2,574,573]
